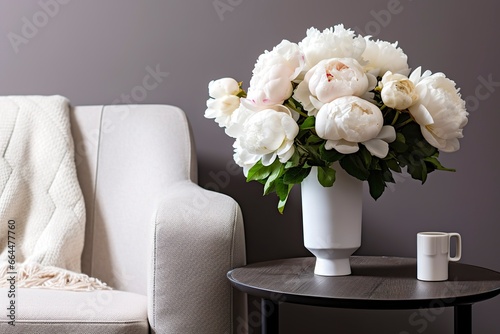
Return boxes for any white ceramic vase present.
[301,165,363,276]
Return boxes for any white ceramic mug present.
[417,232,462,281]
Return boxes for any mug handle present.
[448,233,462,262]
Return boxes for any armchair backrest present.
[70,104,197,294]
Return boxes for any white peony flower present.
[233,139,260,177]
[362,37,410,77]
[246,65,294,108]
[408,67,468,152]
[224,103,255,138]
[205,95,241,128]
[246,40,305,109]
[316,96,393,157]
[205,77,241,128]
[379,71,418,110]
[233,108,299,173]
[299,24,366,72]
[208,77,240,98]
[225,102,297,139]
[252,40,305,82]
[294,58,370,116]
[363,125,397,158]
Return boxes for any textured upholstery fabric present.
[0,104,246,333]
[0,288,148,334]
[149,180,246,333]
[74,104,197,294]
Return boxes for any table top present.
[227,256,500,310]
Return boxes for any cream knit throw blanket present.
[0,96,108,290]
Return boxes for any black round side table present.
[227,256,500,334]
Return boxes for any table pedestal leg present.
[261,298,279,334]
[454,304,472,334]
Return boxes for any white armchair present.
[0,104,246,333]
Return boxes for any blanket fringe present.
[0,263,111,291]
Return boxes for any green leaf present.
[263,162,284,195]
[377,160,395,183]
[299,116,315,130]
[276,180,293,214]
[423,156,456,172]
[369,158,382,171]
[383,170,395,183]
[385,158,401,173]
[285,97,307,116]
[285,150,301,169]
[317,166,336,187]
[408,161,428,183]
[339,154,370,181]
[390,140,409,153]
[412,140,437,159]
[359,145,372,169]
[283,166,311,185]
[319,144,344,163]
[382,168,395,183]
[263,182,276,195]
[246,161,272,182]
[420,162,428,183]
[306,135,323,145]
[275,179,289,200]
[395,132,406,143]
[368,172,386,200]
[390,132,409,153]
[400,122,422,141]
[396,155,409,167]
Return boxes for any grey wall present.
[1,0,499,333]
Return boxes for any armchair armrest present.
[148,180,246,334]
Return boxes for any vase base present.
[313,257,352,276]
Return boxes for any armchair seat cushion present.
[0,288,148,334]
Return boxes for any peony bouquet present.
[205,24,468,213]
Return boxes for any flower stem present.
[296,143,309,155]
[395,117,414,129]
[391,111,400,125]
[297,109,308,117]
[285,101,308,117]
[292,106,308,117]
